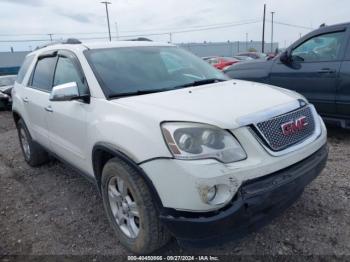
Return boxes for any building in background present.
[0,51,29,76]
[179,41,278,57]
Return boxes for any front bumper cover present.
[160,144,328,248]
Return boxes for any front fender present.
[86,99,173,165]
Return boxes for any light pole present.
[271,11,275,53]
[262,4,266,53]
[101,1,112,41]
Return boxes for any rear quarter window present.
[16,55,35,84]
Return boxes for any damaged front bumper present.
[159,144,328,247]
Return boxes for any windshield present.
[84,46,228,98]
[0,76,16,87]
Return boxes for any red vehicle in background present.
[203,56,240,70]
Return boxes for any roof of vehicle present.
[319,22,350,29]
[83,41,175,49]
[29,40,175,57]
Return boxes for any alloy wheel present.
[108,176,140,239]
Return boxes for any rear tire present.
[17,119,49,167]
[101,157,171,254]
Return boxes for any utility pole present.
[101,1,112,41]
[262,4,266,53]
[246,32,248,51]
[48,33,53,42]
[115,22,119,40]
[271,11,275,53]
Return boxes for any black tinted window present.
[31,57,57,91]
[17,55,35,84]
[53,57,87,95]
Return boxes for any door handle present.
[44,105,53,112]
[317,68,336,74]
[22,97,29,103]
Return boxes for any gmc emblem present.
[281,116,308,136]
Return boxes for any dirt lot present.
[0,110,350,258]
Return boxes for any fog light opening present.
[207,186,217,203]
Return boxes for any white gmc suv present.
[12,39,328,254]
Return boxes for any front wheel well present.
[92,148,115,189]
[13,111,21,126]
[92,144,163,209]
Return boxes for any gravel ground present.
[0,110,349,258]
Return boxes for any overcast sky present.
[0,0,349,52]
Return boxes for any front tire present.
[101,157,171,254]
[17,119,49,167]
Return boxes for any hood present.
[113,80,302,129]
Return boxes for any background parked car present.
[0,75,16,110]
[224,22,350,128]
[233,55,254,61]
[204,56,240,70]
[236,52,268,60]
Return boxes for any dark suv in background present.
[225,23,350,128]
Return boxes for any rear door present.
[47,50,90,172]
[337,25,350,117]
[270,27,348,115]
[22,53,57,148]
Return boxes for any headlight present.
[161,122,247,163]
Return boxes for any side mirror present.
[280,50,291,64]
[50,82,80,102]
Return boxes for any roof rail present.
[35,38,82,50]
[66,38,82,44]
[127,37,152,42]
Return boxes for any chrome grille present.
[254,106,315,151]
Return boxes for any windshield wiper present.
[108,78,227,99]
[108,88,172,99]
[173,78,227,89]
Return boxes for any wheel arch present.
[12,110,22,126]
[92,142,163,209]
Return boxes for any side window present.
[31,57,57,92]
[53,57,88,95]
[292,31,345,62]
[16,54,35,84]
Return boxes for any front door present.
[47,51,90,172]
[270,30,347,115]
